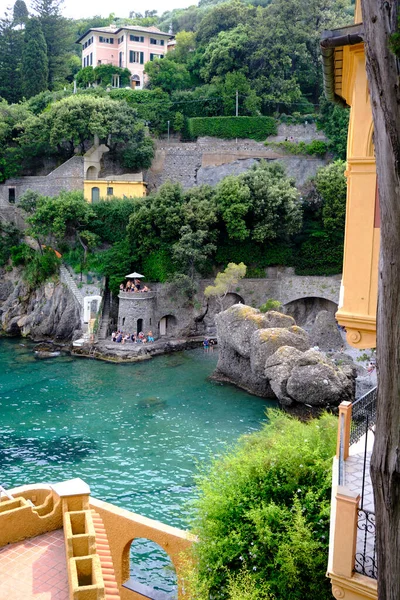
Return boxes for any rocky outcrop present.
[0,268,82,341]
[310,310,343,351]
[213,304,355,409]
[265,347,354,406]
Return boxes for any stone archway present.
[86,165,98,180]
[225,292,244,308]
[283,297,338,327]
[158,315,177,337]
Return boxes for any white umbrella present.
[125,272,144,278]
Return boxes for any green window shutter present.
[140,52,144,64]
[129,50,133,63]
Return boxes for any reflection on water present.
[0,338,272,592]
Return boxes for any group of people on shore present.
[119,279,151,293]
[203,338,215,352]
[111,330,155,344]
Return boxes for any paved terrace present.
[345,429,375,578]
[0,530,68,600]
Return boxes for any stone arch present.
[225,292,244,307]
[122,538,177,597]
[158,314,177,337]
[283,297,338,327]
[86,165,98,180]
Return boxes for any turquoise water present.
[0,338,271,592]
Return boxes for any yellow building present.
[84,177,147,203]
[321,0,378,349]
[83,139,147,203]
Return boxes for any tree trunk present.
[361,1,400,598]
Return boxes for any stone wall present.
[116,271,341,339]
[0,157,84,214]
[145,133,329,191]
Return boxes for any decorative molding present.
[332,585,346,599]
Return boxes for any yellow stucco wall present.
[84,180,146,202]
[335,43,378,349]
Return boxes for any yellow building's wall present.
[336,44,378,349]
[84,180,146,202]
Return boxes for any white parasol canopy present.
[125,272,144,278]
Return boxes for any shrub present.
[23,248,61,288]
[260,298,282,312]
[188,116,277,141]
[188,410,337,600]
[265,140,328,157]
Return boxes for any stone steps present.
[60,265,84,307]
[91,510,121,600]
[98,290,110,340]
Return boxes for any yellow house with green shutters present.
[321,0,378,350]
[84,177,147,203]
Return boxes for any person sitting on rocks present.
[147,331,154,342]
[111,331,117,342]
[116,332,123,343]
[131,333,136,343]
[126,281,132,291]
[141,285,150,292]
[122,333,130,345]
[135,279,142,291]
[138,331,145,343]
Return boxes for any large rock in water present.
[215,305,295,358]
[310,310,343,351]
[250,326,310,378]
[213,303,355,408]
[265,347,354,406]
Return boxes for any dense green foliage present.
[11,156,345,290]
[0,0,353,148]
[188,116,277,141]
[266,140,328,157]
[186,410,337,599]
[21,18,48,99]
[0,94,154,181]
[0,222,20,267]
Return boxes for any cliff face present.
[0,268,82,342]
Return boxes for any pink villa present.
[76,25,174,89]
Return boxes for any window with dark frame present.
[107,187,113,196]
[8,188,16,204]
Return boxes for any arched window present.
[91,187,100,203]
[131,74,141,89]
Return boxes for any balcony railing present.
[350,387,377,446]
[355,507,377,580]
[333,387,378,584]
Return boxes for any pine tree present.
[31,0,73,89]
[22,18,48,98]
[0,9,23,103]
[13,0,28,28]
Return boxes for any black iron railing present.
[350,387,377,446]
[355,508,377,580]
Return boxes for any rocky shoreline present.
[71,336,216,362]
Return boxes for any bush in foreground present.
[185,410,337,600]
